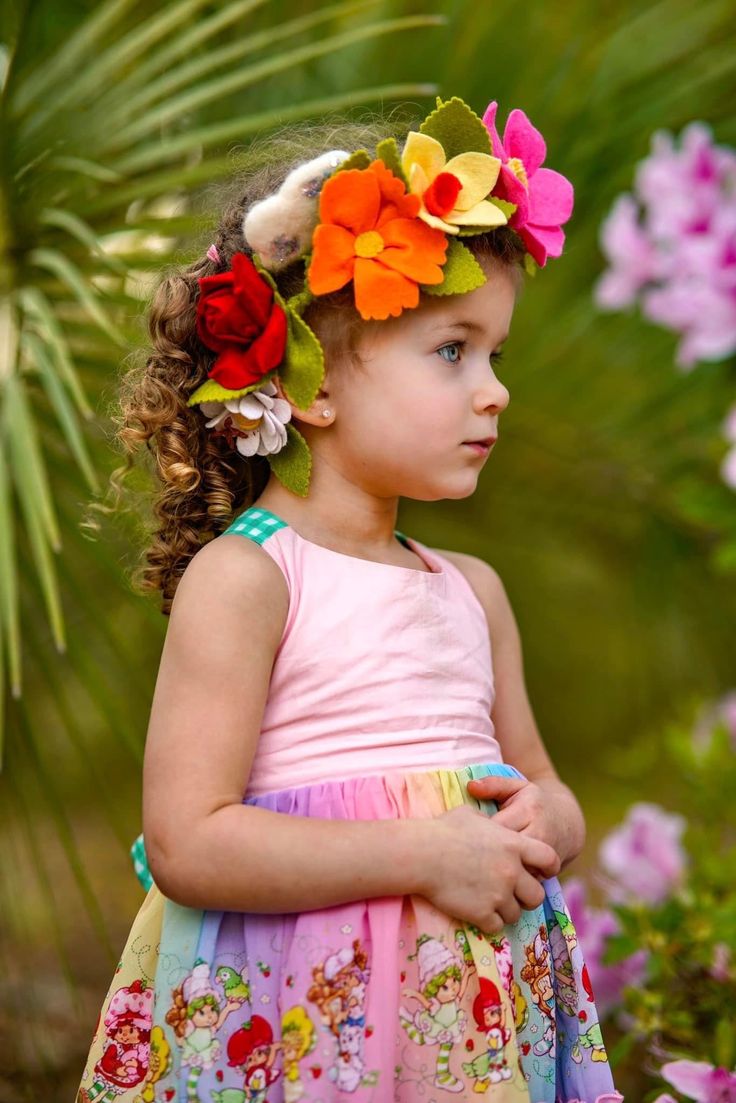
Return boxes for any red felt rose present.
[195,252,288,390]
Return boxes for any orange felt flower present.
[307,159,448,320]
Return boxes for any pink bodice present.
[222,507,503,797]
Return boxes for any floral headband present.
[188,95,574,497]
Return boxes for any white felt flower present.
[199,379,291,457]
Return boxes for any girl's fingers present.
[492,806,530,832]
[519,834,561,878]
[514,868,546,910]
[467,775,528,802]
[498,896,522,926]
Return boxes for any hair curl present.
[84,110,527,614]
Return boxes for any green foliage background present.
[0,0,734,1097]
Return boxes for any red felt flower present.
[196,252,288,390]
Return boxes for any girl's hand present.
[418,805,561,934]
[465,774,586,868]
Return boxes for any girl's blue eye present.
[437,342,463,363]
[437,342,506,367]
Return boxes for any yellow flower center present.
[354,230,384,259]
[507,157,529,189]
[231,413,262,431]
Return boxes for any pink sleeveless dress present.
[77,506,619,1103]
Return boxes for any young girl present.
[77,96,622,1103]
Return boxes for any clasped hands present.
[465,772,585,877]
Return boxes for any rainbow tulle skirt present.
[76,762,621,1103]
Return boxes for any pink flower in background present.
[481,100,574,267]
[635,124,735,243]
[659,1059,736,1102]
[594,193,661,308]
[598,802,688,905]
[564,876,648,1018]
[594,121,736,371]
[692,688,736,751]
[709,941,731,982]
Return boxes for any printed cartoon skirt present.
[76,762,621,1103]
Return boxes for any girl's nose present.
[476,378,510,413]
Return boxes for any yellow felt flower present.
[401,131,507,235]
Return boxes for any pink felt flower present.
[481,100,574,266]
[598,802,688,905]
[660,1059,736,1102]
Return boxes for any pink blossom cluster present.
[692,687,736,751]
[654,1059,736,1102]
[563,802,688,1018]
[597,801,688,905]
[563,876,648,1019]
[594,122,736,372]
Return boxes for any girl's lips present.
[462,438,496,455]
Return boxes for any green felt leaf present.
[419,96,492,161]
[267,421,312,498]
[334,148,371,173]
[524,251,538,277]
[422,238,486,297]
[286,284,314,316]
[278,302,325,411]
[375,137,408,186]
[186,373,277,407]
[236,254,324,409]
[489,197,517,218]
[252,258,278,292]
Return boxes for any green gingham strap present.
[221,505,289,544]
[129,506,411,889]
[131,832,153,891]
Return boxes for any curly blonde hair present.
[86,111,527,614]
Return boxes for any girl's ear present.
[272,374,335,426]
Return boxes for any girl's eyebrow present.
[440,320,510,344]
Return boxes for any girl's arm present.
[142,536,432,913]
[434,550,586,869]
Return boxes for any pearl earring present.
[322,409,332,418]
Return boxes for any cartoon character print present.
[132,1026,171,1103]
[520,925,556,1060]
[461,977,513,1088]
[577,1021,609,1063]
[216,964,253,1004]
[548,915,578,1019]
[546,910,610,1068]
[165,959,245,1072]
[79,979,153,1103]
[280,1006,317,1103]
[399,933,471,1094]
[457,925,529,1034]
[306,937,374,1092]
[226,1014,282,1102]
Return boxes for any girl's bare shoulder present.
[170,530,290,642]
[432,547,502,605]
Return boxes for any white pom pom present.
[242,149,350,271]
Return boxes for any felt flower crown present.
[188,95,574,497]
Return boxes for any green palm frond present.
[0,0,443,764]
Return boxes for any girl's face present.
[192,1003,218,1028]
[317,259,516,502]
[436,973,461,1001]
